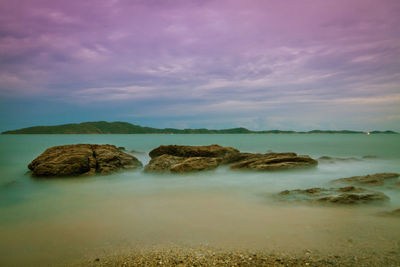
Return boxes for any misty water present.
[1,134,400,266]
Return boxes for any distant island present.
[1,121,398,134]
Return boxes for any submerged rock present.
[145,154,221,173]
[376,208,400,217]
[230,152,318,171]
[362,155,378,159]
[3,181,16,187]
[28,144,142,177]
[332,173,399,186]
[148,144,240,164]
[318,156,361,163]
[278,186,389,205]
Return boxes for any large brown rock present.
[28,144,142,177]
[145,154,221,173]
[332,173,399,186]
[230,152,318,171]
[148,144,240,164]
[278,186,389,205]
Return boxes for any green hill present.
[1,121,398,134]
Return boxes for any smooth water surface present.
[0,134,399,266]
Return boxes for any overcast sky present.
[1,0,400,131]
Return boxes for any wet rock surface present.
[28,144,142,177]
[230,152,318,171]
[278,186,389,205]
[332,173,399,186]
[145,154,221,173]
[149,144,240,163]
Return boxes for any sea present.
[0,134,399,266]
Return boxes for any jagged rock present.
[278,186,389,205]
[230,152,317,171]
[332,173,399,186]
[28,144,142,177]
[145,154,221,173]
[148,144,240,163]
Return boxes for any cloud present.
[0,0,399,130]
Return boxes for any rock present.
[277,186,389,205]
[148,144,240,164]
[3,181,16,187]
[170,157,221,173]
[93,145,142,174]
[376,208,400,217]
[332,173,399,186]
[129,149,145,154]
[144,154,184,172]
[230,152,317,171]
[318,156,361,163]
[117,146,126,151]
[145,154,221,173]
[363,155,377,159]
[317,192,389,204]
[28,144,142,177]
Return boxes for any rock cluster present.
[28,144,319,176]
[145,145,318,173]
[27,144,398,210]
[278,186,389,205]
[28,144,142,177]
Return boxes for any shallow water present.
[0,134,399,266]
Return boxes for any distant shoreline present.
[2,121,398,134]
[2,132,399,135]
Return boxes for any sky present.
[0,0,400,132]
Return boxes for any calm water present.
[0,134,400,266]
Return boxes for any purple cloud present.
[0,0,400,131]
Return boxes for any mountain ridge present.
[1,121,398,134]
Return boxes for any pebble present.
[78,246,400,267]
